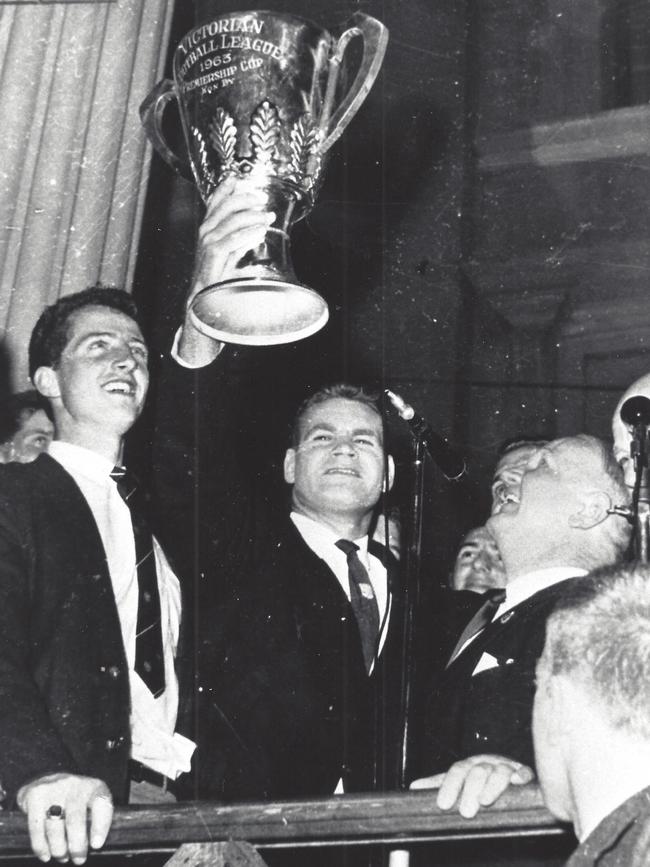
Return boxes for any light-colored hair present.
[543,563,650,739]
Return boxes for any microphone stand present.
[634,501,650,563]
[631,427,650,563]
[617,397,650,563]
[397,434,425,788]
[384,388,467,787]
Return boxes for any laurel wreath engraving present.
[192,99,322,194]
[209,108,237,177]
[249,100,280,171]
[286,114,321,192]
[191,127,219,196]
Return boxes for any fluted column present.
[0,0,175,388]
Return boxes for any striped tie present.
[336,539,380,674]
[110,465,165,697]
[446,588,507,667]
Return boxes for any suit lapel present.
[446,576,580,673]
[29,454,126,652]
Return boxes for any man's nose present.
[333,436,356,454]
[468,550,487,572]
[111,346,137,369]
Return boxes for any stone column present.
[0,0,175,388]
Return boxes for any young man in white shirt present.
[0,288,194,864]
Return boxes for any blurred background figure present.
[451,525,506,593]
[0,389,54,463]
[491,438,549,515]
[534,563,650,865]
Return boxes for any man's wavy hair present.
[290,383,382,447]
[28,286,141,381]
[543,562,650,739]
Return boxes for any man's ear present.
[284,448,296,484]
[568,490,612,529]
[32,366,60,400]
[384,455,395,492]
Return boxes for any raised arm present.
[177,177,274,368]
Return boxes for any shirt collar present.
[48,440,115,485]
[499,566,588,616]
[290,511,368,560]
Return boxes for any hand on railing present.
[0,787,561,855]
[410,754,535,819]
[16,773,113,865]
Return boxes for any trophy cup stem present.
[188,187,329,346]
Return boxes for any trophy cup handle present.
[319,12,389,153]
[139,79,195,183]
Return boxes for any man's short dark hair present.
[0,389,52,444]
[28,286,141,381]
[291,383,381,446]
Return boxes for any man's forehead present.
[494,444,540,475]
[21,409,54,433]
[458,538,480,551]
[301,397,382,430]
[462,527,493,546]
[67,305,143,342]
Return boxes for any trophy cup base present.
[189,279,329,346]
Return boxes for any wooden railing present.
[0,786,572,863]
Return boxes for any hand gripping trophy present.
[140,11,388,345]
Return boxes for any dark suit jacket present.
[566,784,650,867]
[418,575,581,776]
[0,455,131,806]
[153,349,406,800]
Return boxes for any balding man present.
[413,435,631,815]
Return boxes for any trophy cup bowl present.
[140,10,388,345]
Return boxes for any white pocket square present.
[472,653,515,675]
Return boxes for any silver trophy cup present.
[140,10,388,345]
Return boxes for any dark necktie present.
[336,539,380,674]
[446,588,507,667]
[110,465,165,697]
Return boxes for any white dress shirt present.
[291,511,392,796]
[290,511,391,661]
[48,441,196,779]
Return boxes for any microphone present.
[384,389,467,481]
[620,395,650,427]
[620,395,650,473]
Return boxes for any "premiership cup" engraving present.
[141,11,388,345]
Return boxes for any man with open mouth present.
[0,287,194,863]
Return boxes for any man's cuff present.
[170,327,224,369]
